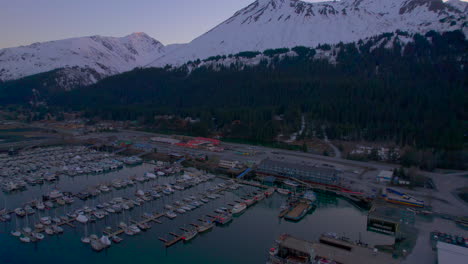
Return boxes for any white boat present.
[283,180,300,188]
[128,225,141,234]
[182,229,198,242]
[52,225,64,233]
[19,236,31,243]
[166,211,177,219]
[11,230,21,237]
[144,172,156,179]
[100,235,112,247]
[48,190,63,199]
[45,228,54,235]
[231,203,247,215]
[76,214,89,224]
[22,227,32,234]
[36,202,45,210]
[135,190,145,197]
[197,221,215,233]
[81,237,91,244]
[14,208,26,217]
[32,232,45,240]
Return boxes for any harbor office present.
[257,159,339,186]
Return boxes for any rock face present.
[0,32,166,83]
[148,0,467,67]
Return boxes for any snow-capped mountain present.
[149,0,467,67]
[0,32,165,82]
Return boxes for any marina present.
[0,145,465,263]
[0,150,394,263]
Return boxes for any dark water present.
[0,164,392,264]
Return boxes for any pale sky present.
[0,0,325,48]
[0,0,463,49]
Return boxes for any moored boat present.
[231,203,247,216]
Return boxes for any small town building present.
[377,170,393,183]
[257,159,339,185]
[218,160,239,169]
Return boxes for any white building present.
[437,241,468,264]
[376,170,393,183]
[218,160,239,169]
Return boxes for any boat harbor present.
[1,144,465,263]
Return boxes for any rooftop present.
[437,241,468,264]
[259,159,337,176]
[280,235,314,255]
[368,205,404,223]
[313,236,399,264]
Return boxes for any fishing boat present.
[231,203,247,216]
[215,213,233,225]
[197,221,215,233]
[244,198,256,207]
[253,193,265,201]
[182,229,198,242]
[284,199,314,222]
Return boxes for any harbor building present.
[270,235,315,264]
[257,159,339,186]
[218,160,240,169]
[376,170,393,183]
[367,205,402,236]
[269,234,399,264]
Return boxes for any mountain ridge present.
[0,32,166,82]
[148,0,467,67]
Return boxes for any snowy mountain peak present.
[148,0,466,67]
[0,33,165,82]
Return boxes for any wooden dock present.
[103,212,165,238]
[158,232,183,247]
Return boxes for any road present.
[322,126,342,158]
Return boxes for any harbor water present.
[0,164,393,264]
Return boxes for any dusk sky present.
[0,0,325,49]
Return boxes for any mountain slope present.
[149,0,467,67]
[0,32,166,83]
